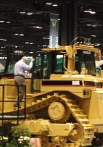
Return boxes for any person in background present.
[14,56,34,107]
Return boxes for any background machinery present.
[0,40,103,146]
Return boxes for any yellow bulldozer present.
[0,40,103,146]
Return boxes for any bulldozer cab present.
[75,50,96,75]
[33,45,100,78]
[31,44,101,91]
[31,51,66,91]
[32,51,65,79]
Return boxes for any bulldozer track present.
[4,91,94,146]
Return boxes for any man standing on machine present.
[14,56,34,107]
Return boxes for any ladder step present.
[32,102,36,105]
[84,133,94,138]
[72,108,83,112]
[82,124,94,128]
[66,99,74,103]
[81,143,92,146]
[78,118,89,122]
[36,100,41,103]
[75,114,87,118]
[42,98,47,100]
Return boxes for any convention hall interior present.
[0,0,103,56]
[1,0,103,147]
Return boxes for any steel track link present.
[3,91,94,146]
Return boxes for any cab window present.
[55,54,64,73]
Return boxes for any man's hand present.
[32,58,35,62]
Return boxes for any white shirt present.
[14,58,33,76]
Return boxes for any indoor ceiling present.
[0,0,103,56]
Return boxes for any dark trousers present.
[14,76,25,103]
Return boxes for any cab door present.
[31,51,51,92]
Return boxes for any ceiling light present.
[25,42,29,44]
[19,34,24,36]
[84,10,90,13]
[87,24,91,26]
[43,45,47,47]
[90,11,96,14]
[52,4,58,7]
[84,10,96,14]
[30,42,33,45]
[46,2,52,5]
[14,33,19,36]
[33,26,43,29]
[0,20,4,23]
[14,33,24,36]
[95,43,100,46]
[37,26,43,29]
[3,39,7,41]
[20,11,26,14]
[6,21,11,24]
[14,50,23,54]
[91,35,96,37]
[43,37,49,39]
[0,39,7,41]
[92,24,97,27]
[0,57,7,59]
[27,12,33,15]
